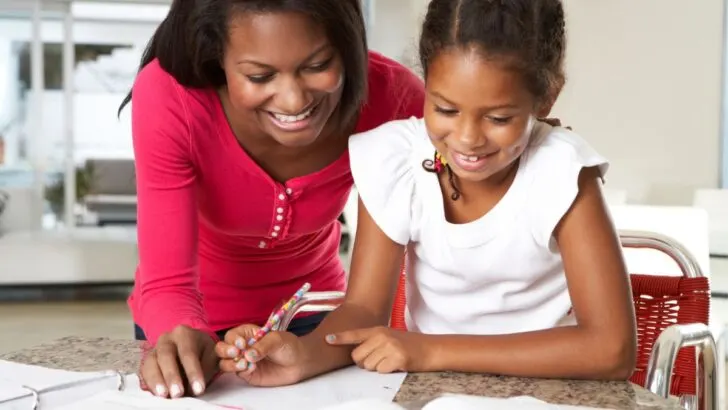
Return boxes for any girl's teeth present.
[272,107,314,123]
[458,154,480,162]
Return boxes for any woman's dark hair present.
[118,0,368,127]
[419,0,566,102]
[419,0,566,200]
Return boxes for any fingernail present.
[192,380,204,396]
[236,359,248,370]
[170,383,182,398]
[246,350,258,361]
[227,347,238,358]
[326,334,336,343]
[235,338,246,350]
[155,384,167,397]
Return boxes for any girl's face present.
[424,48,552,183]
[221,11,345,148]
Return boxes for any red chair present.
[276,230,718,410]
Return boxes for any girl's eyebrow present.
[429,91,457,105]
[429,90,519,111]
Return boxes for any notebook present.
[0,360,406,409]
[0,360,129,409]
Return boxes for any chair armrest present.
[645,323,718,409]
[271,291,345,332]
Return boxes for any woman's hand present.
[216,325,308,387]
[325,327,431,373]
[139,325,219,398]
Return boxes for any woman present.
[121,0,424,399]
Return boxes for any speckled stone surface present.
[1,337,681,409]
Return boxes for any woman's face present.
[221,11,345,148]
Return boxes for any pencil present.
[247,282,311,347]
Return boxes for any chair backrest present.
[388,231,710,398]
[390,261,407,331]
[629,274,709,397]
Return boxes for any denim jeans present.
[133,312,328,341]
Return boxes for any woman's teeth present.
[271,106,315,123]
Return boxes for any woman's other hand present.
[139,325,219,398]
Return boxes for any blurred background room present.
[0,0,727,407]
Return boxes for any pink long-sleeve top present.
[127,51,425,344]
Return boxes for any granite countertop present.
[1,336,681,410]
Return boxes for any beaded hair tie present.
[422,151,461,200]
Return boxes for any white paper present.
[317,398,406,410]
[0,360,115,403]
[423,394,609,410]
[54,390,225,410]
[202,366,407,410]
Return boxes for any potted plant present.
[45,162,95,218]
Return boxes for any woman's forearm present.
[298,302,389,379]
[423,326,635,380]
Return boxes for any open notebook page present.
[202,366,407,410]
[0,360,119,404]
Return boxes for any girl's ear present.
[536,85,563,118]
[536,101,555,119]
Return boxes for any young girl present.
[216,0,636,386]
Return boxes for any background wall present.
[553,0,725,205]
[367,0,424,70]
[2,1,725,205]
[371,0,727,206]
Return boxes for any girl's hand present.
[215,325,307,387]
[325,327,431,373]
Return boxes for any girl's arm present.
[411,166,636,380]
[297,197,406,379]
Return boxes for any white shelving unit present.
[0,0,170,285]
